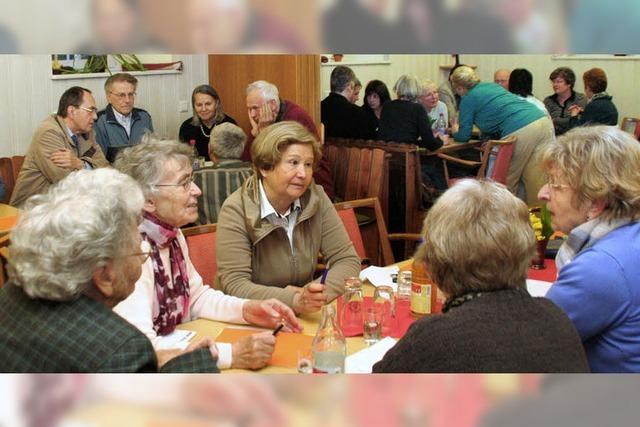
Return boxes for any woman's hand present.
[156,338,215,368]
[568,104,583,117]
[292,282,327,315]
[242,299,303,333]
[231,331,276,370]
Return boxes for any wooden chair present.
[11,155,25,183]
[182,223,218,289]
[437,135,517,187]
[621,117,640,140]
[334,197,422,266]
[0,157,15,204]
[324,142,390,221]
[325,138,425,234]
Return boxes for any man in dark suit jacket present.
[0,168,218,373]
[321,65,377,140]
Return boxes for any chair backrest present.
[621,117,640,140]
[481,135,517,185]
[334,197,395,266]
[11,156,25,184]
[335,206,367,260]
[182,223,218,289]
[0,158,14,204]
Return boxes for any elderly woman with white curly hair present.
[374,179,589,373]
[0,168,218,372]
[113,137,301,371]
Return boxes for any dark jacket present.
[0,284,218,373]
[543,90,588,135]
[179,114,237,161]
[95,105,154,162]
[373,288,590,373]
[321,92,377,140]
[378,99,443,151]
[569,93,618,128]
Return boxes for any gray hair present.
[415,179,534,299]
[209,123,247,160]
[7,168,144,301]
[330,65,356,93]
[246,80,279,102]
[393,75,422,101]
[114,135,194,199]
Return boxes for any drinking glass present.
[373,285,396,336]
[363,306,382,345]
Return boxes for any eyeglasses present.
[154,175,195,191]
[128,240,152,263]
[110,91,136,100]
[77,106,98,114]
[544,175,570,192]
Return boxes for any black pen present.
[272,323,285,336]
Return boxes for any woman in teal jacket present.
[451,66,554,206]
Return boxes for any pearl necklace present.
[200,122,215,138]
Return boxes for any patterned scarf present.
[139,212,190,335]
[556,216,634,272]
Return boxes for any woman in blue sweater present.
[451,66,554,206]
[538,126,640,372]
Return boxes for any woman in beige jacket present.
[216,121,360,315]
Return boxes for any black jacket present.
[321,92,377,140]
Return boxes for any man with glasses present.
[95,73,154,162]
[10,86,108,207]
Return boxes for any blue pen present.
[320,267,329,284]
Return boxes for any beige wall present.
[321,54,640,124]
[0,54,209,157]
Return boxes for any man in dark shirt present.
[321,65,377,140]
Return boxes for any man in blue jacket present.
[95,73,153,162]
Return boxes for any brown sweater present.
[215,174,360,307]
[373,288,590,373]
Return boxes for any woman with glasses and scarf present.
[538,126,640,372]
[113,137,301,371]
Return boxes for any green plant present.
[111,54,145,72]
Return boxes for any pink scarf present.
[139,212,190,335]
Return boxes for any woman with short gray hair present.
[378,74,446,150]
[113,137,302,370]
[9,168,144,302]
[374,179,589,373]
[0,168,219,372]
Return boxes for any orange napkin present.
[216,328,313,368]
[0,215,17,232]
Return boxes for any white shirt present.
[428,101,449,131]
[259,180,301,251]
[113,109,132,136]
[113,230,248,369]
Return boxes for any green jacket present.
[0,284,218,373]
[216,175,360,307]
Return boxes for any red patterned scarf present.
[139,212,190,335]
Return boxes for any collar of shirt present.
[113,109,132,134]
[258,179,300,220]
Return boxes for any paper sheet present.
[217,328,313,368]
[526,279,553,297]
[345,336,398,373]
[359,265,400,290]
[155,329,196,350]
